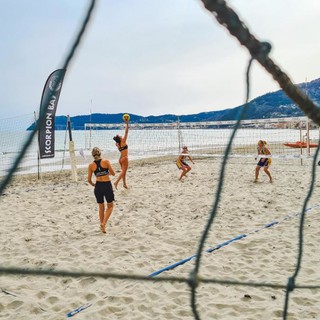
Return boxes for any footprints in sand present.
[1,160,320,319]
[6,300,24,309]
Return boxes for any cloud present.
[1,0,320,119]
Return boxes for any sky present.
[1,0,320,119]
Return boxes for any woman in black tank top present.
[88,147,116,233]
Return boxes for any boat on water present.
[283,141,319,148]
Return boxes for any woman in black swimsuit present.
[113,120,129,189]
[88,147,116,233]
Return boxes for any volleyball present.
[123,113,130,122]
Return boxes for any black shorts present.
[257,158,271,167]
[94,181,114,204]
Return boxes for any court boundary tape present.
[148,203,320,278]
[66,205,320,317]
[66,303,92,318]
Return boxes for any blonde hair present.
[91,147,101,159]
[258,140,267,146]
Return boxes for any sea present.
[0,128,319,177]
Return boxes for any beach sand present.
[0,156,320,319]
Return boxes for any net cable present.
[0,1,320,319]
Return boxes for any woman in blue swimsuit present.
[113,120,129,189]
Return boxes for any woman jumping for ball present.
[88,147,115,233]
[255,140,273,183]
[113,119,129,189]
[176,146,195,181]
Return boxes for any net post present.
[177,116,181,152]
[67,115,78,182]
[89,103,92,150]
[305,81,311,157]
[299,126,303,166]
[306,117,310,157]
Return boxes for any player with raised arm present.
[113,114,130,189]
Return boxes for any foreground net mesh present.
[0,1,320,319]
[0,113,36,179]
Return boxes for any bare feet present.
[100,224,106,233]
[269,178,273,183]
[114,181,118,190]
[254,179,258,183]
[123,184,128,189]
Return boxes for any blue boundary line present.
[149,204,320,278]
[66,303,92,318]
[66,203,320,315]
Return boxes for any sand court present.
[0,157,319,319]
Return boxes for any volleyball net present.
[0,115,319,178]
[1,0,320,319]
[84,116,320,161]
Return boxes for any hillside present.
[31,78,320,130]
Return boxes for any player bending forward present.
[176,146,195,181]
